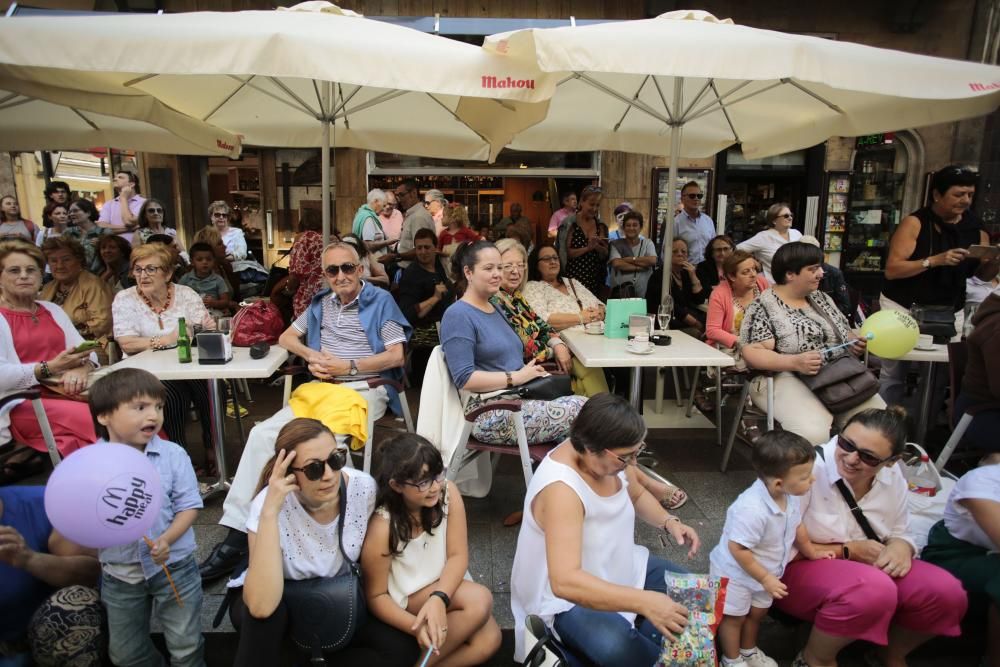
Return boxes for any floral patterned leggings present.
[470,395,587,444]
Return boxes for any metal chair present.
[0,388,61,470]
[934,341,1000,471]
[720,369,775,473]
[280,364,414,474]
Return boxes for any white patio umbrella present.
[484,10,1000,294]
[0,77,242,157]
[0,1,554,243]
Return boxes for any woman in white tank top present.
[510,394,702,666]
[361,433,501,666]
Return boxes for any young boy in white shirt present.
[709,431,831,667]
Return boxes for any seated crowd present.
[1,169,996,667]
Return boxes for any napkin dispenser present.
[196,332,232,365]
[628,314,653,340]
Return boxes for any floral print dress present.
[491,289,558,362]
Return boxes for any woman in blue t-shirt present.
[440,241,585,445]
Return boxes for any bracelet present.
[505,372,514,389]
[150,335,162,351]
[429,590,451,609]
[663,516,681,530]
[39,360,52,379]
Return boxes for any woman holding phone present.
[0,241,98,483]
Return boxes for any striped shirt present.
[292,285,406,380]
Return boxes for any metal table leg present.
[915,362,937,445]
[716,369,723,447]
[630,366,642,411]
[201,378,230,499]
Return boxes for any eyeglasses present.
[607,444,646,466]
[537,255,560,263]
[836,435,895,467]
[711,245,734,253]
[212,212,229,219]
[132,265,163,276]
[290,449,348,481]
[324,263,358,277]
[400,471,446,493]
[684,193,704,200]
[777,213,794,220]
[146,207,164,214]
[501,262,527,272]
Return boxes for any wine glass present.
[657,298,673,332]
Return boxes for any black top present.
[881,206,982,311]
[696,258,723,291]
[397,259,454,327]
[645,267,707,327]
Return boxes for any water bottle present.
[907,454,938,496]
[177,317,192,364]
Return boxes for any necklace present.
[139,284,173,329]
[53,283,74,306]
[0,298,38,324]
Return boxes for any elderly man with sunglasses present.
[674,181,716,265]
[199,241,411,582]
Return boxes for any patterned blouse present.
[522,278,602,330]
[564,219,609,297]
[739,288,853,361]
[288,230,324,319]
[491,289,559,362]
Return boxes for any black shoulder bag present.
[815,445,883,543]
[282,473,367,660]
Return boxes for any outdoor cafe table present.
[104,345,288,498]
[561,328,735,443]
[897,343,950,445]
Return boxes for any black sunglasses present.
[837,435,895,467]
[146,207,164,214]
[684,193,704,200]
[324,263,358,277]
[290,449,347,481]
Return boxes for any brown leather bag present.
[798,303,879,413]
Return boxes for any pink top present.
[438,226,480,249]
[379,209,404,241]
[705,275,770,349]
[548,207,572,234]
[0,306,67,364]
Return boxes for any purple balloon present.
[44,443,163,549]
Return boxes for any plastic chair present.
[934,341,1000,471]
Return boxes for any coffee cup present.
[915,333,934,350]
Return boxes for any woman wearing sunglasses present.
[511,394,700,666]
[133,198,184,253]
[229,418,421,667]
[775,407,967,667]
[737,203,803,285]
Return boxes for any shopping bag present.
[604,298,647,339]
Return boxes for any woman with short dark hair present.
[510,394,700,665]
[740,242,885,444]
[696,234,736,291]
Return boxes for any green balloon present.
[860,310,919,359]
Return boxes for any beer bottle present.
[177,317,192,363]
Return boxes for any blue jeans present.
[553,555,686,667]
[102,554,205,667]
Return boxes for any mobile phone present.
[968,244,999,261]
[74,340,100,353]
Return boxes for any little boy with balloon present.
[45,368,205,667]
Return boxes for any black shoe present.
[199,541,247,582]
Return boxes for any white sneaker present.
[742,649,779,667]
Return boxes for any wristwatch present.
[842,544,850,560]
[921,258,931,269]
[505,371,514,389]
[349,360,358,376]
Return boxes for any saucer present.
[584,324,605,335]
[626,344,654,355]
[913,344,937,351]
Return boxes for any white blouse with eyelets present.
[227,470,376,588]
[111,284,211,347]
[797,437,915,555]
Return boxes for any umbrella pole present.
[660,78,684,305]
[321,81,332,247]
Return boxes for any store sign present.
[856,133,894,147]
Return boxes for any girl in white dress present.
[361,434,501,666]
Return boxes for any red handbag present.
[230,300,284,346]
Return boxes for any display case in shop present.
[819,171,850,261]
[650,168,712,248]
[841,140,906,277]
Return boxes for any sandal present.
[660,484,688,510]
[0,449,47,485]
[195,451,219,479]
